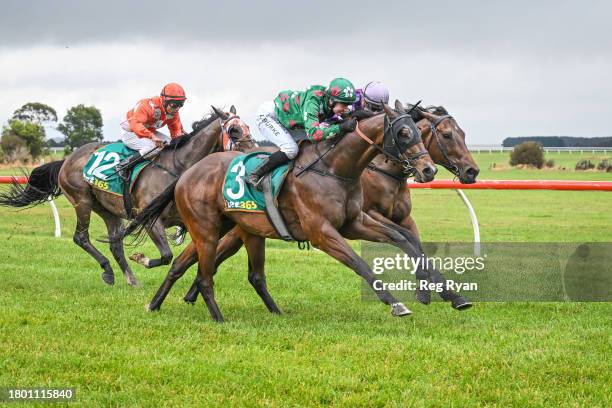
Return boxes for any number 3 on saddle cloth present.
[82,142,151,215]
[223,152,293,240]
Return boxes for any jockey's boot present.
[245,151,290,190]
[116,152,145,181]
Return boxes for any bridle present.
[424,114,461,176]
[355,113,429,176]
[220,115,257,152]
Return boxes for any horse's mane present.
[425,105,449,116]
[166,110,219,149]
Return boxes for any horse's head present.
[408,104,479,184]
[382,101,437,182]
[211,105,257,152]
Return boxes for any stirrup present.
[246,174,264,190]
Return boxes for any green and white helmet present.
[327,77,357,104]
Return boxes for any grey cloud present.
[1,0,611,57]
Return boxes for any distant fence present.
[469,146,612,154]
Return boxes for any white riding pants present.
[120,129,170,157]
[255,101,299,159]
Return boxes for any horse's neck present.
[316,117,384,180]
[159,121,221,170]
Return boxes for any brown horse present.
[126,105,472,321]
[0,106,255,287]
[362,102,479,240]
[180,101,479,306]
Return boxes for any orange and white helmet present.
[161,83,187,108]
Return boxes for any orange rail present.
[407,179,612,191]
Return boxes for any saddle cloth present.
[82,142,150,196]
[223,152,290,213]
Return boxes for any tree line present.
[0,102,103,163]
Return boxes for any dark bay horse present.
[0,106,255,286]
[126,105,471,321]
[180,101,479,306]
[362,102,479,240]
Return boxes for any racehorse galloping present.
[180,101,479,307]
[0,106,254,286]
[362,102,479,240]
[126,105,469,321]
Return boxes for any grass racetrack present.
[1,152,611,406]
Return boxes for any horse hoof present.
[183,297,196,305]
[101,273,114,286]
[415,289,431,305]
[391,302,412,317]
[128,279,141,288]
[148,303,161,312]
[452,297,473,310]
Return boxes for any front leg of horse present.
[347,213,472,311]
[306,220,411,317]
[366,210,432,305]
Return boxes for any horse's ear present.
[230,105,236,115]
[394,99,406,113]
[382,103,397,118]
[211,105,227,120]
[419,109,437,121]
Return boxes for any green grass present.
[0,152,611,407]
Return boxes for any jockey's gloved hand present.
[339,118,357,134]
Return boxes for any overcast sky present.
[1,0,611,144]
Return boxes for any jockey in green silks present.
[246,77,358,189]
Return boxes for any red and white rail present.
[408,179,612,255]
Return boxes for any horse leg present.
[367,209,431,304]
[99,210,139,287]
[398,214,421,241]
[130,221,173,268]
[184,226,245,304]
[72,202,115,285]
[149,242,198,311]
[343,213,472,310]
[304,219,411,317]
[243,233,281,314]
[192,226,224,322]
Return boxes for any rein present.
[295,112,428,182]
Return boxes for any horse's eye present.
[443,132,452,139]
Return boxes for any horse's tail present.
[0,160,65,208]
[124,180,179,239]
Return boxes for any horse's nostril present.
[423,166,436,177]
[465,167,480,177]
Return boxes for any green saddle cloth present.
[82,142,150,196]
[223,152,290,212]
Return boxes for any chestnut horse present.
[126,105,471,321]
[0,106,254,286]
[180,101,479,306]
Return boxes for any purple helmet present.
[362,81,389,110]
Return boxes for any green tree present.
[1,119,46,159]
[12,102,58,124]
[57,104,103,152]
